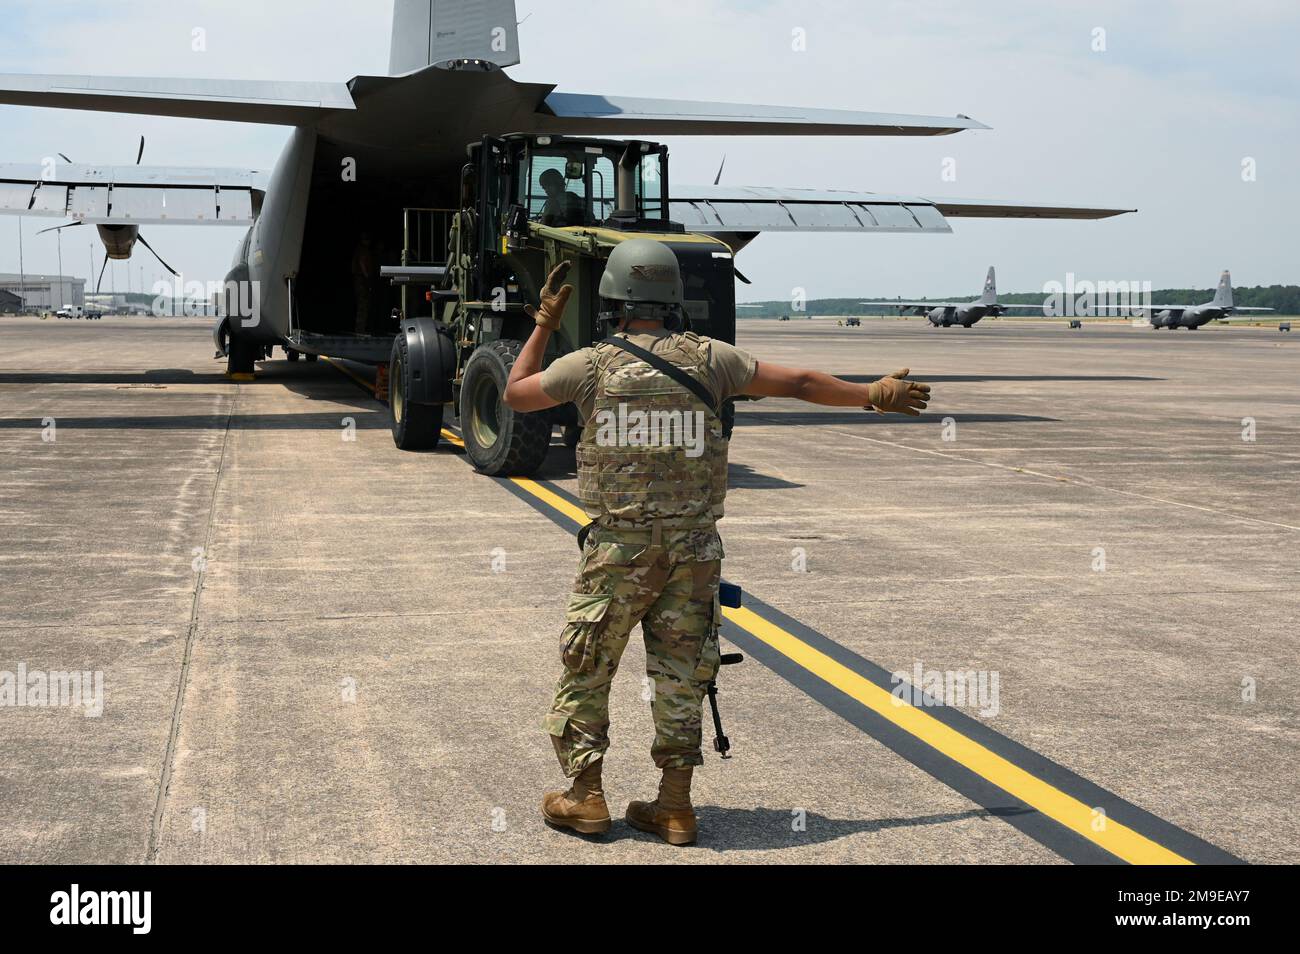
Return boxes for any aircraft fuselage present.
[1150,306,1224,329]
[929,303,989,327]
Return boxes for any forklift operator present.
[538,168,585,227]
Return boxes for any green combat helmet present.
[599,238,684,304]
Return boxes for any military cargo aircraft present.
[860,266,1042,327]
[864,267,1276,330]
[1125,270,1274,329]
[0,0,1133,377]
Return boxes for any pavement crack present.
[145,385,238,863]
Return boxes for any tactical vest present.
[576,331,729,525]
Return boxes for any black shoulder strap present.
[601,336,718,415]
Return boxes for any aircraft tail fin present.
[980,266,997,304]
[389,0,520,75]
[1213,270,1233,308]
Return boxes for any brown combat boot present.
[625,766,698,845]
[541,760,611,835]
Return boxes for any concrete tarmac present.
[0,315,1295,864]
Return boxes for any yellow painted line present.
[350,367,1193,864]
[439,427,591,525]
[510,478,589,524]
[722,605,1191,865]
[321,356,374,393]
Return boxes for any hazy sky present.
[1,0,1296,302]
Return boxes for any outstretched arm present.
[503,261,574,412]
[743,362,930,415]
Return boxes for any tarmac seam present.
[144,386,238,863]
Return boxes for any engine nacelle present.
[95,223,139,260]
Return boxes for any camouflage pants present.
[545,523,723,776]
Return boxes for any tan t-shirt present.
[540,328,757,422]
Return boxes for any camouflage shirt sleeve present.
[706,339,758,403]
[540,348,597,420]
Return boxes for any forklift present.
[383,134,738,477]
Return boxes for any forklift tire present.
[460,339,550,476]
[562,424,581,449]
[285,348,300,362]
[389,333,444,451]
[304,353,319,362]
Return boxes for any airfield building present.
[0,273,85,311]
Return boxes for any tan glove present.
[866,368,930,416]
[524,261,574,331]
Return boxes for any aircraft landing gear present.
[226,334,258,378]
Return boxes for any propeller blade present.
[137,233,178,277]
[36,221,84,236]
[57,153,71,163]
[95,253,109,294]
[713,154,726,186]
[734,267,752,285]
[135,136,145,165]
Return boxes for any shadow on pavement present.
[735,411,1059,427]
[0,411,391,430]
[834,373,1162,383]
[0,368,231,385]
[683,805,1034,851]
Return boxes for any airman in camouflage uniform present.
[504,241,931,845]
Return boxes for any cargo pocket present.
[543,711,570,739]
[561,592,614,673]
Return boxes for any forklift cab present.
[458,134,736,343]
[507,134,671,230]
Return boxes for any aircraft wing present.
[990,303,1068,314]
[671,186,953,234]
[923,197,1135,220]
[540,95,987,137]
[860,300,960,309]
[0,73,354,124]
[670,185,1134,235]
[0,162,266,225]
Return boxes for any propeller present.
[36,221,85,236]
[136,233,178,277]
[713,154,726,186]
[95,253,109,294]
